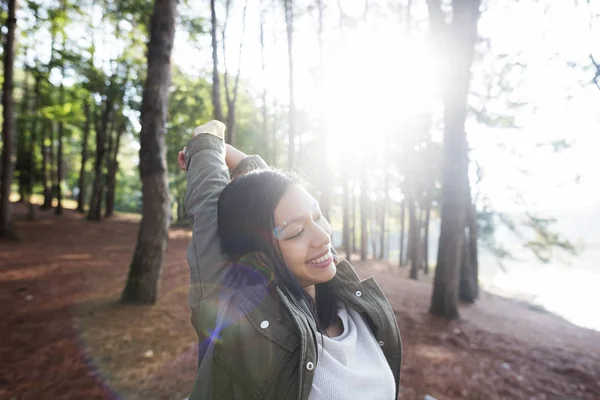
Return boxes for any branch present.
[222,0,233,106]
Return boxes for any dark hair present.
[217,169,338,334]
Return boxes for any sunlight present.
[322,23,437,167]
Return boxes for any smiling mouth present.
[306,251,332,266]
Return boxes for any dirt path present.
[1,204,599,400]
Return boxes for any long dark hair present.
[217,169,339,333]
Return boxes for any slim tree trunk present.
[121,0,175,305]
[16,65,29,203]
[87,99,111,221]
[0,0,19,238]
[428,0,481,319]
[259,9,270,164]
[210,0,224,122]
[360,161,368,261]
[284,0,296,168]
[105,118,125,218]
[40,123,52,210]
[55,1,67,216]
[222,0,248,145]
[379,173,389,260]
[27,73,42,220]
[399,197,406,267]
[77,99,92,213]
[408,197,420,280]
[351,179,357,253]
[342,172,351,260]
[459,199,478,302]
[423,199,432,274]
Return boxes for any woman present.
[179,120,402,400]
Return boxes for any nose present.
[310,219,331,248]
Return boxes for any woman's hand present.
[177,144,248,172]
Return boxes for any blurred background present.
[1,0,599,399]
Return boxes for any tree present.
[428,0,481,319]
[121,0,176,304]
[210,0,224,122]
[76,98,92,213]
[0,0,19,239]
[222,0,249,145]
[284,0,296,167]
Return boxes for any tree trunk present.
[408,197,420,280]
[16,66,29,203]
[40,122,52,210]
[379,173,389,260]
[351,179,357,253]
[459,200,478,302]
[428,0,481,319]
[342,173,351,260]
[259,9,270,164]
[399,198,406,267]
[222,0,248,146]
[77,99,92,213]
[55,2,67,216]
[87,99,111,221]
[284,0,296,168]
[360,162,368,261]
[121,0,175,305]
[105,118,125,218]
[210,0,224,122]
[27,74,42,220]
[0,0,19,239]
[423,199,432,274]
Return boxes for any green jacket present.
[184,130,402,400]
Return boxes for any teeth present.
[308,252,331,264]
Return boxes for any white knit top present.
[308,303,396,400]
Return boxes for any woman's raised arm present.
[182,121,267,307]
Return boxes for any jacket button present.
[306,361,314,371]
[378,340,384,346]
[260,320,270,329]
[355,290,362,297]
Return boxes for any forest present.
[1,0,599,399]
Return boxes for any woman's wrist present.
[225,144,247,171]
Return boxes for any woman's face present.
[273,185,336,296]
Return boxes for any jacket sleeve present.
[184,132,268,306]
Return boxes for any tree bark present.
[0,0,19,238]
[351,179,357,253]
[259,9,270,164]
[428,0,481,319]
[55,0,67,216]
[105,117,125,218]
[27,73,42,220]
[379,172,389,260]
[399,198,406,267]
[77,99,92,213]
[408,197,420,280]
[121,0,175,305]
[360,161,368,261]
[459,200,478,302]
[284,0,296,168]
[210,0,224,122]
[16,66,29,203]
[422,198,432,274]
[40,122,52,210]
[87,99,111,221]
[342,172,351,260]
[222,0,248,145]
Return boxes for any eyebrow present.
[279,201,320,229]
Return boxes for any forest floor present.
[1,203,600,400]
